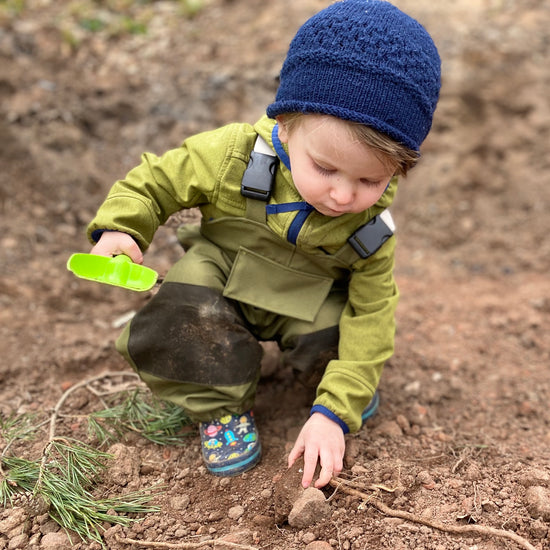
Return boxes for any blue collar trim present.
[271,124,291,171]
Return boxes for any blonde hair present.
[277,112,419,177]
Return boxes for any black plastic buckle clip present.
[348,214,394,259]
[241,151,279,201]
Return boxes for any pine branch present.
[0,372,186,547]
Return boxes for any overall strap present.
[335,210,396,265]
[241,136,279,222]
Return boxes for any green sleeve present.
[87,123,244,251]
[313,236,399,433]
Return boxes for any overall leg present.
[277,288,346,388]
[116,239,263,422]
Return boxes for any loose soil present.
[1,1,549,549]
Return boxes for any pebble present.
[227,505,245,520]
[374,420,403,438]
[0,508,28,536]
[519,468,550,488]
[395,414,411,433]
[529,518,549,539]
[288,487,331,529]
[415,470,435,488]
[170,495,190,511]
[463,463,482,481]
[7,534,28,550]
[252,514,273,527]
[39,531,73,550]
[106,443,139,486]
[525,486,550,521]
[305,542,332,550]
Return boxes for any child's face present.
[277,115,394,217]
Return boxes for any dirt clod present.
[525,486,550,522]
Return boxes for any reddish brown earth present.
[1,1,549,549]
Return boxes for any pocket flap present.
[223,248,333,322]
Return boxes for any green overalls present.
[89,116,399,433]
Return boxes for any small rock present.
[395,414,410,433]
[463,463,482,481]
[374,420,403,438]
[344,438,361,469]
[529,518,548,539]
[252,514,273,527]
[0,508,28,536]
[260,341,280,377]
[415,470,435,488]
[208,510,224,522]
[260,488,272,499]
[170,495,190,511]
[302,532,316,544]
[288,487,331,529]
[106,443,139,487]
[40,531,73,550]
[7,533,28,550]
[274,458,310,524]
[227,505,245,520]
[525,486,550,521]
[519,468,550,488]
[346,526,363,538]
[140,463,156,475]
[39,520,59,535]
[305,542,332,550]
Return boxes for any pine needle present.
[87,388,192,447]
[0,376,186,547]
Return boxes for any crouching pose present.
[86,0,441,488]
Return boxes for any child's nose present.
[330,180,355,205]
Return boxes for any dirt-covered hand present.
[90,231,143,264]
[287,412,345,489]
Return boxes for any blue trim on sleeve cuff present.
[310,405,350,434]
[91,229,106,243]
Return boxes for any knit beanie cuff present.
[267,57,434,151]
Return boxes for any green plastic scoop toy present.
[67,253,158,292]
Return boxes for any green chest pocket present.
[223,247,334,322]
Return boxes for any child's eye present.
[359,178,381,187]
[314,162,335,176]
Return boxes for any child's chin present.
[318,206,347,217]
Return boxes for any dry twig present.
[329,477,537,550]
[116,534,259,549]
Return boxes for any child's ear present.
[275,116,289,143]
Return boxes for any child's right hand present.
[90,231,144,265]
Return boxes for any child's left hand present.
[288,412,345,488]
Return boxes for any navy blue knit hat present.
[266,0,441,152]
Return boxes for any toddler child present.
[86,0,441,488]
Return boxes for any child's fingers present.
[91,232,143,264]
[301,448,320,488]
[314,450,342,488]
[314,463,333,488]
[287,438,304,468]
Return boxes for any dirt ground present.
[1,0,550,549]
